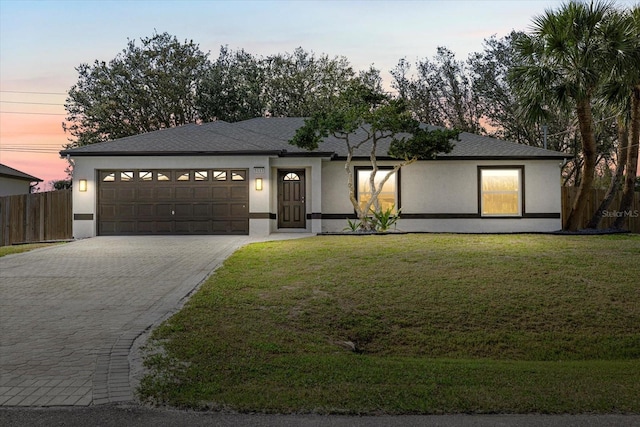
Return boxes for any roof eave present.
[0,173,43,182]
[279,151,335,158]
[331,154,571,161]
[60,150,286,157]
[435,155,571,160]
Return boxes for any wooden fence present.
[562,187,640,233]
[0,189,72,246]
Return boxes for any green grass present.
[0,243,63,257]
[139,234,640,414]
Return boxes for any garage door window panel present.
[195,171,208,181]
[139,171,153,181]
[177,171,190,181]
[101,172,115,182]
[231,170,246,181]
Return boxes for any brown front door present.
[278,170,306,228]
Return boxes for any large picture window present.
[356,167,398,213]
[479,167,523,216]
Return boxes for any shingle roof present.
[0,163,42,182]
[60,117,570,160]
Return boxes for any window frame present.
[354,166,401,214]
[477,165,525,217]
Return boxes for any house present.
[0,163,42,197]
[60,117,569,238]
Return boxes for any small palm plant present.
[343,218,363,232]
[370,205,401,232]
[344,206,401,232]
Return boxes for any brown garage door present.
[98,169,249,235]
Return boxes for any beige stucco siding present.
[71,154,563,238]
[320,158,563,233]
[0,177,32,196]
[321,161,353,214]
[402,161,478,213]
[522,161,563,213]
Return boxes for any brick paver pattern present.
[0,235,305,407]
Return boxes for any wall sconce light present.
[79,179,87,192]
[255,177,263,191]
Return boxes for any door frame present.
[277,169,306,229]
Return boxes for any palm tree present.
[587,5,640,229]
[612,5,640,230]
[511,1,628,231]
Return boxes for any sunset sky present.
[1,0,636,188]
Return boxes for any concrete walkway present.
[0,234,311,407]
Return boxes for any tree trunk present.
[613,85,640,230]
[586,118,628,229]
[565,99,598,231]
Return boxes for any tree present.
[197,47,357,121]
[51,179,72,190]
[511,1,631,231]
[580,5,640,229]
[290,83,459,230]
[391,47,483,133]
[612,5,640,229]
[197,46,265,122]
[469,31,574,150]
[264,48,356,117]
[64,32,210,146]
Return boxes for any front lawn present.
[0,243,63,258]
[139,234,640,414]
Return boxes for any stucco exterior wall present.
[71,155,563,238]
[0,177,32,196]
[320,158,563,233]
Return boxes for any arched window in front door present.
[283,172,300,181]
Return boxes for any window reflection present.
[481,169,521,216]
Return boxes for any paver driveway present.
[0,235,309,407]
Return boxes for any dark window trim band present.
[320,213,560,220]
[74,213,94,221]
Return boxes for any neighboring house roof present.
[0,163,42,182]
[60,117,570,160]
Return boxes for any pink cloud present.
[1,111,70,189]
